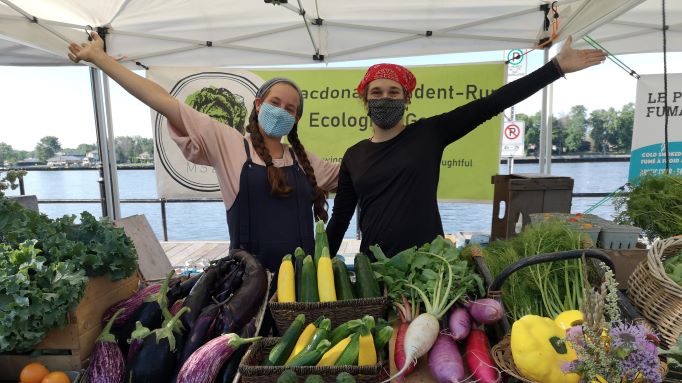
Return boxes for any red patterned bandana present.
[356,63,417,97]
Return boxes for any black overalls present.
[227,139,315,280]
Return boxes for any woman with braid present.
[68,32,339,276]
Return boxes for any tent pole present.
[102,74,122,219]
[539,48,555,174]
[90,67,114,218]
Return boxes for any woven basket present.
[628,237,682,346]
[238,337,388,383]
[492,333,669,383]
[268,293,389,333]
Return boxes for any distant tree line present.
[0,135,154,165]
[517,103,635,155]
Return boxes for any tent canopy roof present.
[0,0,679,67]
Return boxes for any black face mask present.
[367,98,406,130]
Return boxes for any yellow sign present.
[255,63,505,201]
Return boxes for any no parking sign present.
[501,121,525,157]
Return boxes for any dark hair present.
[246,85,329,222]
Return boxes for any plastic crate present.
[529,213,601,246]
[598,223,642,249]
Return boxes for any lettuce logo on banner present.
[150,70,264,197]
[630,74,682,180]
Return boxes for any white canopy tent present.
[1,0,680,218]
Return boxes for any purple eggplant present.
[177,333,261,383]
[102,284,161,326]
[177,302,222,369]
[127,307,190,383]
[117,271,175,356]
[126,321,151,366]
[182,266,220,329]
[167,273,201,303]
[87,308,126,383]
[218,250,268,333]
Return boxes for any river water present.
[4,161,629,241]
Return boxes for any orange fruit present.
[19,363,49,383]
[40,371,70,383]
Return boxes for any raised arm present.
[68,31,185,132]
[432,36,606,145]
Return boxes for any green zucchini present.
[373,325,394,360]
[264,314,306,366]
[277,369,298,383]
[354,253,381,298]
[314,220,329,268]
[304,375,325,383]
[302,318,331,354]
[329,319,363,346]
[301,255,319,302]
[332,257,355,300]
[336,372,357,383]
[334,333,360,365]
[294,247,305,302]
[286,339,331,366]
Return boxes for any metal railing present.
[9,167,620,241]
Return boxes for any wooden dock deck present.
[161,239,361,267]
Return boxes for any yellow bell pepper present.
[511,315,580,383]
[554,310,583,331]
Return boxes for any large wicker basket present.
[268,293,389,333]
[628,237,682,346]
[238,337,388,383]
[473,248,669,382]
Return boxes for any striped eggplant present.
[102,283,161,326]
[177,333,261,383]
[87,308,126,383]
[215,316,259,383]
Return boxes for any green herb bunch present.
[614,174,682,241]
[480,220,589,320]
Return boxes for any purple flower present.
[609,323,662,383]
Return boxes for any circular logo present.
[507,49,524,66]
[504,123,520,140]
[155,71,263,192]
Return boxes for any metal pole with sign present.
[501,121,525,174]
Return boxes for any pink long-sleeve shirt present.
[168,101,339,210]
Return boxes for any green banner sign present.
[255,62,505,201]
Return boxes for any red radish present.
[448,307,471,341]
[465,329,501,383]
[87,308,126,383]
[393,297,417,379]
[467,298,504,325]
[385,252,467,382]
[428,334,465,383]
[177,333,261,383]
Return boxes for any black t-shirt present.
[326,60,562,258]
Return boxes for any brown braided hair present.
[245,87,329,222]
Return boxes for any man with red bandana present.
[325,37,607,259]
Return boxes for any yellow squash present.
[358,325,377,366]
[554,310,583,331]
[277,254,296,303]
[511,314,580,383]
[317,335,352,366]
[285,321,317,364]
[317,247,337,302]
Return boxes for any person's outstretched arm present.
[429,36,607,145]
[68,31,184,133]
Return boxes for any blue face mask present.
[258,103,296,138]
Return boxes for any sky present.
[1,49,682,152]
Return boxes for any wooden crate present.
[0,273,140,380]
